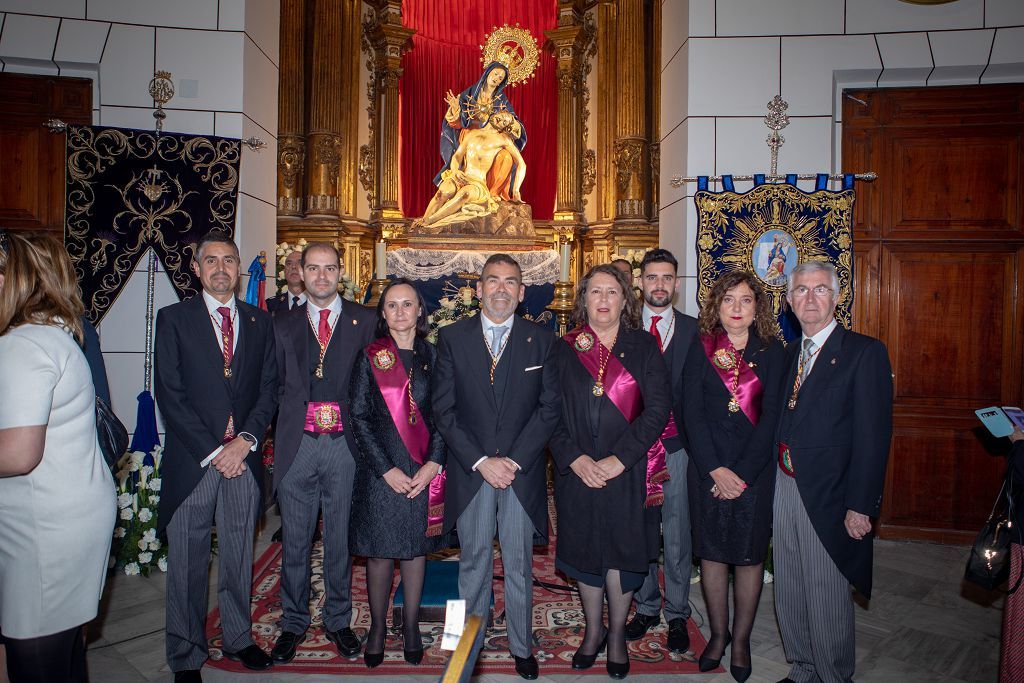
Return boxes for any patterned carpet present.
[206,502,711,676]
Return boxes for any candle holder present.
[547,280,575,337]
[365,278,390,307]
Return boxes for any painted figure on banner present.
[754,231,793,288]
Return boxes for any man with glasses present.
[773,261,893,683]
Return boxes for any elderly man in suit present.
[432,253,561,680]
[268,242,376,664]
[266,249,306,313]
[773,261,893,683]
[155,232,279,682]
[626,248,699,653]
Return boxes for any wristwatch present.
[239,433,257,445]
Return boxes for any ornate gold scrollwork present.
[314,134,343,179]
[614,139,645,193]
[582,149,597,198]
[278,136,306,190]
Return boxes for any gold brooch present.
[372,348,397,371]
[574,331,595,353]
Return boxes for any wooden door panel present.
[890,133,1020,234]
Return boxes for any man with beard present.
[266,249,306,313]
[625,248,700,654]
[432,253,561,680]
[155,232,279,680]
[269,242,375,664]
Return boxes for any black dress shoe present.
[403,647,424,665]
[624,612,660,641]
[731,663,752,682]
[223,644,273,670]
[364,650,384,668]
[571,632,607,670]
[325,627,361,658]
[512,654,539,680]
[173,671,202,683]
[271,630,306,663]
[607,657,630,679]
[698,633,731,672]
[667,618,690,653]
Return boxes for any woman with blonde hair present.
[0,229,116,683]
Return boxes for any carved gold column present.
[595,2,616,223]
[277,0,305,216]
[547,4,585,225]
[613,0,649,222]
[365,1,414,236]
[306,0,344,217]
[337,0,362,218]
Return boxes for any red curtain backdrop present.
[400,0,558,221]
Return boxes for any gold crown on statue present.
[480,24,540,87]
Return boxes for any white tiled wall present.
[659,0,1024,313]
[0,1,280,440]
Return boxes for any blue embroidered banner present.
[694,176,855,341]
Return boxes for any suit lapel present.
[289,305,311,396]
[187,296,231,385]
[467,319,499,413]
[790,325,845,430]
[495,318,528,419]
[666,310,687,374]
[230,299,251,385]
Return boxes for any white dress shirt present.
[642,304,675,350]
[305,294,342,333]
[202,290,238,353]
[288,291,307,309]
[801,317,838,377]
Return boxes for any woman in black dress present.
[348,279,447,667]
[550,264,671,679]
[683,271,784,682]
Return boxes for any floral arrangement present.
[275,238,360,302]
[620,248,651,283]
[427,283,479,343]
[112,446,166,576]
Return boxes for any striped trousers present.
[166,466,259,672]
[773,469,855,683]
[1000,543,1024,682]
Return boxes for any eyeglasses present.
[791,284,834,298]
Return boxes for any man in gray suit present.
[155,232,279,682]
[432,254,561,680]
[268,243,375,664]
[626,249,699,653]
[774,261,893,683]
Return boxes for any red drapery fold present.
[399,0,558,221]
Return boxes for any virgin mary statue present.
[434,61,527,202]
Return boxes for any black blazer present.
[153,296,279,532]
[660,310,699,453]
[266,292,298,314]
[431,314,561,538]
[682,330,785,484]
[775,324,893,598]
[549,328,671,574]
[272,300,376,490]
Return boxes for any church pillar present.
[337,0,362,218]
[613,0,649,222]
[277,0,305,217]
[547,6,584,226]
[306,0,344,217]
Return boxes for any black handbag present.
[965,468,1023,593]
[96,395,129,473]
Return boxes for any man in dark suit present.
[432,254,560,680]
[773,261,893,683]
[626,248,699,653]
[266,248,305,313]
[154,232,279,682]
[268,242,375,664]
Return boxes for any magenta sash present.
[701,332,763,426]
[366,337,445,536]
[563,326,669,507]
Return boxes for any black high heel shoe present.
[606,657,630,679]
[403,648,424,665]
[363,651,384,668]
[697,633,732,672]
[730,662,752,682]
[571,633,607,670]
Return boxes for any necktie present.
[217,306,234,369]
[800,338,817,381]
[649,315,663,351]
[491,325,508,354]
[291,295,300,309]
[318,308,331,347]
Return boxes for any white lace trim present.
[387,248,559,286]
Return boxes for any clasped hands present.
[211,437,252,479]
[709,466,746,499]
[383,461,441,499]
[570,454,625,488]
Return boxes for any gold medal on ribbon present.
[224,367,232,378]
[409,413,417,425]
[315,364,324,379]
[787,397,797,410]
[592,381,604,397]
[728,397,740,413]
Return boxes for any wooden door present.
[0,72,92,232]
[843,84,1024,543]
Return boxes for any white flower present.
[149,540,161,551]
[120,508,134,521]
[124,562,141,576]
[113,527,126,538]
[151,445,164,469]
[130,451,145,466]
[150,495,160,504]
[158,556,168,572]
[117,493,133,509]
[138,551,153,563]
[440,297,456,310]
[138,508,153,523]
[148,478,161,492]
[138,539,148,550]
[439,319,454,327]
[142,528,157,543]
